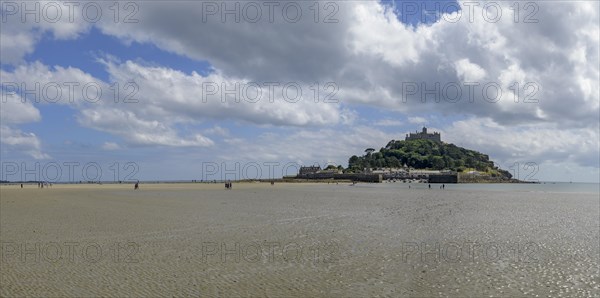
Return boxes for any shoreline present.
[1,180,597,194]
[0,178,543,185]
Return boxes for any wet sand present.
[1,183,598,297]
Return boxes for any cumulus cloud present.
[0,1,92,64]
[374,119,403,127]
[408,116,427,125]
[0,30,38,65]
[204,126,230,137]
[443,118,599,169]
[0,126,49,159]
[6,1,597,127]
[95,1,354,83]
[0,91,48,159]
[454,58,487,82]
[78,107,215,147]
[2,59,353,147]
[101,142,121,150]
[90,1,599,128]
[0,93,41,124]
[1,61,104,107]
[345,1,597,126]
[102,60,353,127]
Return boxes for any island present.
[293,127,525,184]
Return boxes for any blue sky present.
[1,0,599,182]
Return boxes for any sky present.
[1,0,599,183]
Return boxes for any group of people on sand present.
[19,182,53,188]
[225,181,233,189]
[35,182,51,188]
[427,184,445,189]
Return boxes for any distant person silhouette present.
[134,181,139,190]
[428,184,431,189]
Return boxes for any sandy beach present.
[1,182,598,297]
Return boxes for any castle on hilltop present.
[406,127,441,142]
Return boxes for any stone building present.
[405,127,441,142]
[299,166,321,176]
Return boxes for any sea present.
[366,181,600,194]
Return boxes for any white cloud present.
[98,1,598,126]
[374,119,403,126]
[344,1,597,126]
[0,1,92,64]
[102,60,351,127]
[348,4,430,67]
[78,108,215,147]
[7,1,597,128]
[204,126,230,137]
[0,61,105,107]
[0,93,41,124]
[443,118,599,170]
[0,30,38,65]
[2,59,353,147]
[407,116,427,125]
[0,91,48,159]
[454,58,487,82]
[0,126,49,160]
[101,142,121,150]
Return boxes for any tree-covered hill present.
[346,139,512,179]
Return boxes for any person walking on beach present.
[134,181,139,190]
